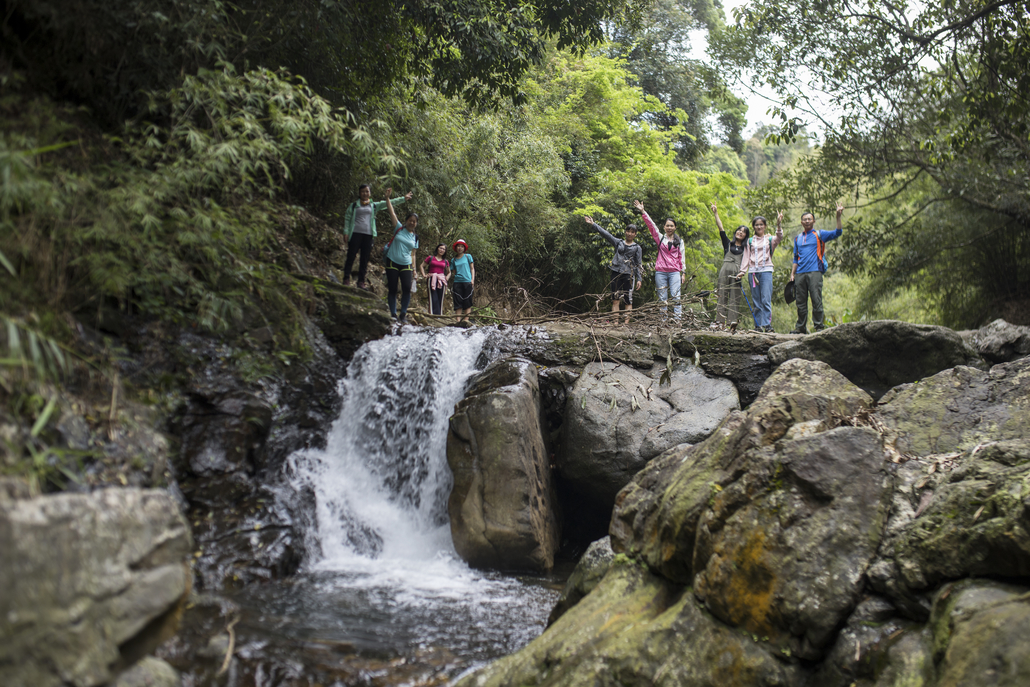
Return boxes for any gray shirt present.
[352,203,373,235]
[591,223,642,282]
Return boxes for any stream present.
[225,327,564,685]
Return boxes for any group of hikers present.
[340,185,843,333]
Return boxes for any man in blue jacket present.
[789,203,844,334]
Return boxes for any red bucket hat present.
[452,239,469,252]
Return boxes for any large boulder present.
[447,357,560,571]
[558,361,738,519]
[766,320,986,398]
[547,536,615,625]
[970,318,1030,363]
[457,558,803,687]
[0,487,192,687]
[612,359,890,660]
[612,358,876,585]
[875,356,1030,456]
[929,580,1030,686]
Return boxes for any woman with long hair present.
[711,201,749,328]
[633,199,685,320]
[736,212,784,332]
[420,243,450,316]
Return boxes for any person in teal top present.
[342,185,411,289]
[384,188,419,323]
[449,239,475,323]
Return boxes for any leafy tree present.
[710,0,1030,326]
[605,0,747,165]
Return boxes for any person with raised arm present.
[633,199,685,321]
[789,203,845,334]
[711,201,749,329]
[584,214,642,324]
[341,184,412,289]
[383,188,419,323]
[736,212,784,332]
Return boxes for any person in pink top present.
[420,243,451,315]
[633,199,686,320]
[735,212,784,332]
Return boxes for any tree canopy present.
[711,0,1030,325]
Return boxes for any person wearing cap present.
[450,239,475,323]
[383,188,419,323]
[342,184,412,289]
[584,215,642,324]
[789,203,844,334]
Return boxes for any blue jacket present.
[793,227,842,274]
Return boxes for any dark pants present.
[343,233,374,283]
[429,285,445,315]
[385,260,413,317]
[452,282,474,310]
[794,271,825,330]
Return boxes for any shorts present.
[610,270,633,305]
[453,281,474,310]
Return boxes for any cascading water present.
[230,327,561,683]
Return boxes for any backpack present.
[794,232,827,273]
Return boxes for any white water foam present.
[286,326,489,574]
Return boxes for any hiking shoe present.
[357,281,369,290]
[342,277,352,286]
[790,327,808,335]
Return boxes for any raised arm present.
[384,187,400,228]
[633,200,661,245]
[712,202,729,253]
[584,215,617,246]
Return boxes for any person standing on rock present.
[633,199,685,321]
[342,184,412,289]
[420,244,451,316]
[711,201,749,330]
[736,213,784,332]
[789,203,844,334]
[584,215,642,324]
[450,239,475,323]
[383,188,419,323]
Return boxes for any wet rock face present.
[766,320,986,398]
[447,357,560,572]
[557,361,739,523]
[0,488,192,687]
[457,560,804,687]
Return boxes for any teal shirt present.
[385,224,419,265]
[451,254,475,283]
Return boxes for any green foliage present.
[606,0,747,163]
[0,66,399,339]
[711,0,1030,326]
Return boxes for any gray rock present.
[113,657,181,687]
[971,318,1030,363]
[930,579,1030,686]
[640,364,739,459]
[559,361,739,518]
[447,358,560,571]
[547,536,615,625]
[0,488,192,687]
[767,320,986,398]
[558,362,674,511]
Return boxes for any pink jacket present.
[641,211,686,273]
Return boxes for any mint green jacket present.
[343,196,407,239]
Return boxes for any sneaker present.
[764,325,775,333]
[790,327,808,335]
[342,277,352,286]
[814,325,826,331]
[398,314,406,324]
[357,281,369,290]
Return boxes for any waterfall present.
[286,326,490,568]
[250,326,559,671]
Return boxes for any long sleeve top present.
[641,211,686,273]
[590,222,642,282]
